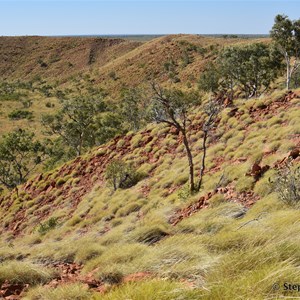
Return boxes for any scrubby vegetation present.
[273,164,300,207]
[0,14,299,300]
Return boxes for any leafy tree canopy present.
[42,96,107,156]
[0,129,46,189]
[270,14,300,89]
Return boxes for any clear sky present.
[0,0,299,36]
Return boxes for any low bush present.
[272,165,300,207]
[105,159,142,191]
[37,217,58,235]
[8,110,33,120]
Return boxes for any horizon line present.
[0,33,270,37]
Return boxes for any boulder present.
[228,107,238,117]
[289,149,299,160]
[251,163,261,174]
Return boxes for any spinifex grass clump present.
[24,283,92,300]
[0,261,56,285]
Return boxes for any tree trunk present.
[77,132,83,156]
[230,79,234,101]
[286,55,291,90]
[287,66,291,90]
[182,132,195,193]
[113,177,117,191]
[197,130,208,192]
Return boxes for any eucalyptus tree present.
[0,129,46,189]
[270,14,300,89]
[149,83,220,193]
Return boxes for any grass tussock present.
[83,243,149,274]
[97,280,197,300]
[0,261,57,285]
[24,283,93,300]
[0,67,299,300]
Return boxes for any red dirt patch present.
[0,281,28,300]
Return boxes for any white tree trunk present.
[286,54,291,90]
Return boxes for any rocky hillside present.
[0,36,141,82]
[0,86,299,299]
[0,35,265,89]
[0,35,268,140]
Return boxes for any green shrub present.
[37,217,58,235]
[272,165,300,207]
[177,184,190,202]
[8,110,33,120]
[108,71,118,81]
[105,159,141,191]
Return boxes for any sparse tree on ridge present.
[199,43,281,100]
[0,129,47,189]
[42,96,106,156]
[149,83,220,193]
[217,43,281,98]
[198,62,220,96]
[270,14,300,90]
[150,83,198,192]
[197,100,220,191]
[118,87,148,132]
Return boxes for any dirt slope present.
[0,89,299,236]
[0,35,266,90]
[0,88,299,299]
[0,36,141,82]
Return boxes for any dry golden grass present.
[0,36,300,300]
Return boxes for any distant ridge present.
[37,34,269,42]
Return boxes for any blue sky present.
[0,1,299,36]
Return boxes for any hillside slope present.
[0,87,299,299]
[0,36,141,82]
[0,35,267,89]
[0,35,268,139]
[81,34,268,94]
